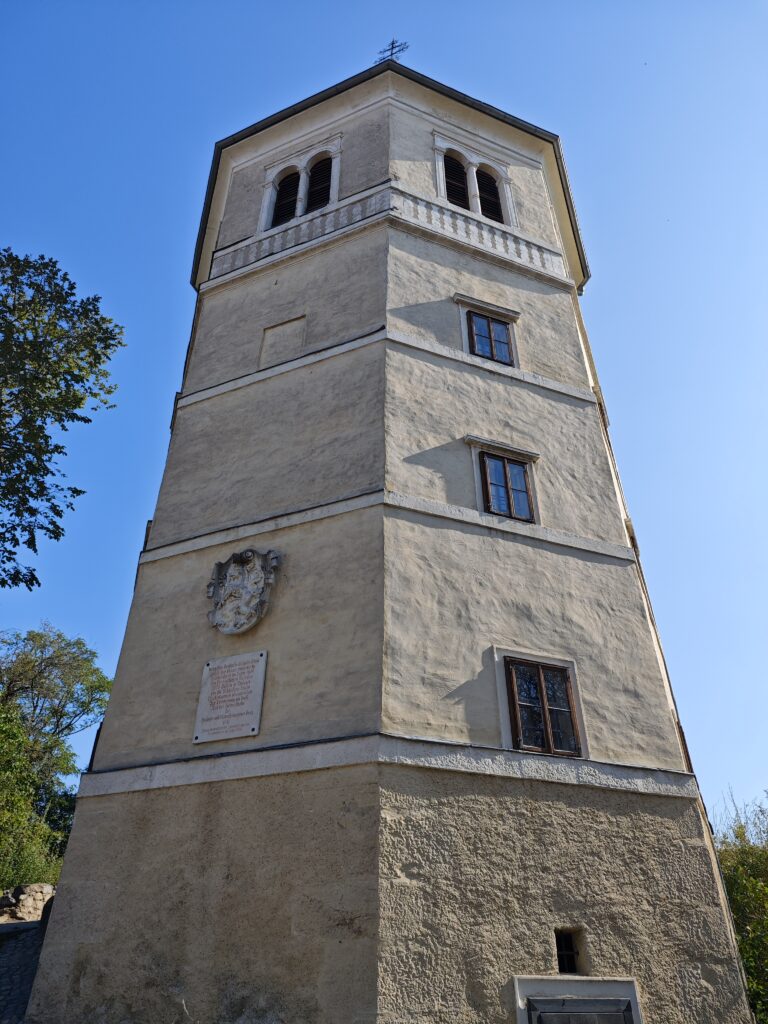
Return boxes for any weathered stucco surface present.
[388,95,563,252]
[26,768,380,1024]
[386,230,590,389]
[95,507,383,772]
[29,68,751,1024]
[378,767,751,1024]
[382,510,682,770]
[384,344,624,547]
[185,226,387,393]
[151,341,385,548]
[27,767,751,1024]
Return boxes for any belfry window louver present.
[271,171,301,227]
[305,157,333,214]
[476,168,504,222]
[444,154,470,210]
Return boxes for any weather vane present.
[376,38,409,64]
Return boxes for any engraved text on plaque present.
[193,651,267,743]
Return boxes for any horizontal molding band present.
[139,490,635,565]
[201,185,573,294]
[176,330,596,413]
[78,733,698,801]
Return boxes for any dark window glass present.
[468,312,513,366]
[530,998,634,1024]
[480,453,533,522]
[505,660,581,757]
[555,931,579,974]
[476,168,504,222]
[305,157,332,214]
[271,171,300,227]
[444,154,470,209]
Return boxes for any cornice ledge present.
[78,733,697,800]
[384,491,635,563]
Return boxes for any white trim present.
[434,131,520,228]
[177,329,387,410]
[140,488,635,567]
[259,136,343,232]
[492,646,591,758]
[464,434,540,462]
[139,489,635,566]
[175,330,596,415]
[384,491,634,562]
[200,90,549,286]
[140,489,383,564]
[453,292,522,322]
[387,331,595,404]
[514,976,644,1024]
[78,733,698,801]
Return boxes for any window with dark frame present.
[480,451,533,521]
[505,658,581,756]
[467,311,514,366]
[555,930,580,974]
[271,171,301,227]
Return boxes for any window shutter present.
[444,154,470,209]
[271,171,300,227]
[305,157,333,214]
[476,169,504,222]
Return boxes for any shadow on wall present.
[402,440,472,508]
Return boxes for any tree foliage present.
[0,247,124,590]
[716,792,768,1023]
[0,624,112,886]
[0,702,61,888]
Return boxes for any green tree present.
[716,793,768,1023]
[0,702,61,888]
[0,247,124,590]
[0,624,112,884]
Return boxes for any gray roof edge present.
[190,61,589,287]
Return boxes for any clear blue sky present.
[2,1,766,814]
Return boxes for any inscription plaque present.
[193,651,267,744]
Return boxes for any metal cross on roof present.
[376,38,409,63]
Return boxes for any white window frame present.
[454,293,522,367]
[491,645,590,758]
[259,135,342,233]
[514,976,644,1024]
[434,131,518,227]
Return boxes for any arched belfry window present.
[444,154,470,210]
[476,168,504,223]
[271,170,300,228]
[305,156,333,214]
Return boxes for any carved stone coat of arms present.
[206,549,280,635]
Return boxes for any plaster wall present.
[378,766,751,1024]
[185,226,387,394]
[216,81,391,250]
[27,767,750,1024]
[151,341,384,549]
[388,88,563,251]
[381,510,683,770]
[95,506,384,772]
[386,230,589,389]
[384,344,625,547]
[26,767,380,1024]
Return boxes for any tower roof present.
[191,61,589,288]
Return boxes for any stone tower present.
[28,64,752,1024]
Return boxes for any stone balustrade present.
[208,186,568,284]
